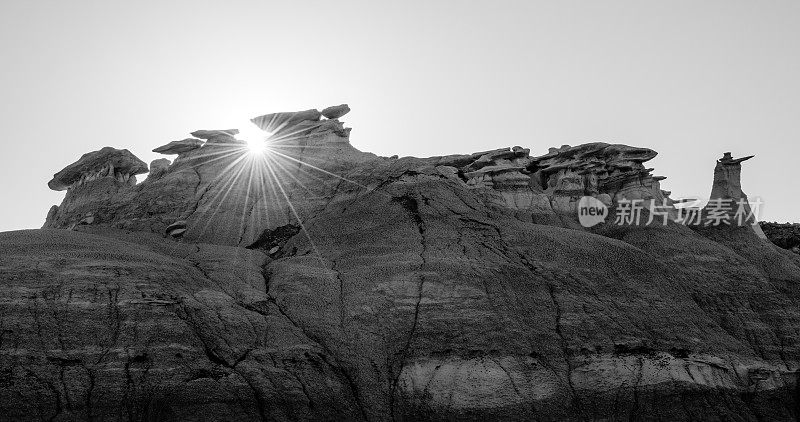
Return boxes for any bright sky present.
[1,0,797,232]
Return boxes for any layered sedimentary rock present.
[3,107,799,421]
[445,142,670,226]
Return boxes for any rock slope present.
[1,105,799,421]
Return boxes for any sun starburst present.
[176,120,373,268]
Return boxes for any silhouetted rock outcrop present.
[4,106,799,421]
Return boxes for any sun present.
[246,137,267,153]
[237,123,272,154]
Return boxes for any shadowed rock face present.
[6,107,800,421]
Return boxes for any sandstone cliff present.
[2,106,799,421]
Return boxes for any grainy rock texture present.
[3,107,799,421]
[761,222,800,253]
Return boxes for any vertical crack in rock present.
[174,304,269,422]
[488,355,541,419]
[793,372,800,422]
[259,267,370,421]
[520,257,585,420]
[82,362,96,421]
[389,192,428,421]
[182,166,213,224]
[331,258,347,332]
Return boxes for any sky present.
[0,0,798,232]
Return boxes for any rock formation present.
[47,147,148,191]
[710,152,755,202]
[697,152,769,241]
[2,106,799,421]
[251,107,351,144]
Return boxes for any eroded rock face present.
[438,143,669,223]
[528,143,667,207]
[13,106,800,421]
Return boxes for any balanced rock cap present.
[321,104,350,119]
[250,109,321,131]
[48,147,148,191]
[153,138,204,155]
[190,129,239,140]
[719,152,755,164]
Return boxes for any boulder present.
[148,158,171,179]
[165,220,187,237]
[321,104,351,119]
